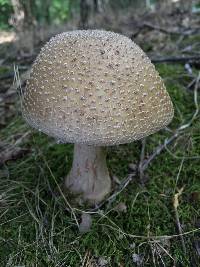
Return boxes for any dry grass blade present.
[99,223,200,241]
[40,152,79,228]
[0,212,29,226]
[138,138,146,183]
[173,187,186,254]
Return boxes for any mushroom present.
[22,30,174,204]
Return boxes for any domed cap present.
[22,30,174,145]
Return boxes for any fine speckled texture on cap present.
[22,30,174,145]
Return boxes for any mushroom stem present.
[65,144,111,203]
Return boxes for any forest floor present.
[0,6,200,267]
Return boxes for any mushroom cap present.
[22,30,174,146]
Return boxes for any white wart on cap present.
[22,30,174,145]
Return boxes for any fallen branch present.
[130,21,200,38]
[143,22,200,36]
[142,22,181,35]
[151,55,200,63]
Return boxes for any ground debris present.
[132,253,144,266]
[113,202,127,213]
[189,191,200,204]
[81,250,109,267]
[128,163,137,171]
[0,2,200,265]
[0,131,31,165]
[112,175,121,185]
[194,240,200,256]
[79,213,92,233]
[0,67,30,127]
[97,257,109,267]
[173,187,187,254]
[0,146,29,165]
[0,192,8,206]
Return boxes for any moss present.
[0,63,200,266]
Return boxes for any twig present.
[99,223,200,240]
[181,42,200,54]
[131,22,200,38]
[141,132,179,172]
[187,77,197,90]
[156,242,174,261]
[142,22,181,35]
[151,55,200,63]
[141,72,200,172]
[142,22,200,36]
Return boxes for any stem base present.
[65,144,111,204]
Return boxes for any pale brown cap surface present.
[22,30,174,145]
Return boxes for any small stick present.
[151,55,200,64]
[131,22,200,38]
[141,132,179,172]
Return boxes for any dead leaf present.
[173,187,184,209]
